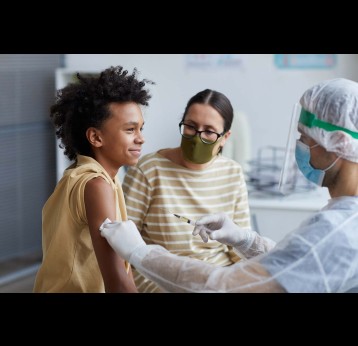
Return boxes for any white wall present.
[65,54,358,164]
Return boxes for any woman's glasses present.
[179,121,224,144]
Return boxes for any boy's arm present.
[85,177,137,293]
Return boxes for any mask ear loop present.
[323,156,341,172]
[216,136,224,155]
[309,143,341,172]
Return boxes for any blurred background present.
[1,54,357,292]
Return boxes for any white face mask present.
[295,140,340,186]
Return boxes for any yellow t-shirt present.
[33,155,127,293]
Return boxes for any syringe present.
[159,207,196,226]
[173,213,196,226]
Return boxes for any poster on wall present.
[274,54,337,69]
[186,54,245,69]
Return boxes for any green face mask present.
[180,135,221,164]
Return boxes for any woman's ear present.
[221,129,231,146]
[86,127,103,147]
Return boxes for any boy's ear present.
[86,127,103,147]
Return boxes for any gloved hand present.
[100,220,146,261]
[192,212,252,248]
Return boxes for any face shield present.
[278,103,317,195]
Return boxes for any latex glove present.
[100,219,146,261]
[193,212,252,248]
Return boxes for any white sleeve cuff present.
[129,244,156,267]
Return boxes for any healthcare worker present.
[100,78,358,293]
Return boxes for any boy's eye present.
[125,126,144,133]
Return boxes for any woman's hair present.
[181,89,234,133]
[50,65,154,161]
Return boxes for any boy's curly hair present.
[50,65,155,161]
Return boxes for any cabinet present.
[249,188,330,242]
[54,68,127,182]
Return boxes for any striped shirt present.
[122,151,251,292]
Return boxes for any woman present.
[122,89,251,292]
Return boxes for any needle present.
[173,213,196,226]
[158,207,197,226]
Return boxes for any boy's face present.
[94,102,145,169]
